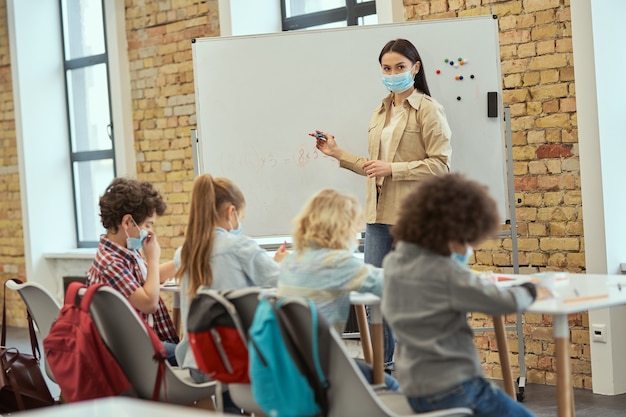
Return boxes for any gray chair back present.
[88,285,215,405]
[278,297,474,417]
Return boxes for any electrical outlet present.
[591,324,607,343]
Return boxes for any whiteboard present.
[192,16,507,238]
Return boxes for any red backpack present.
[187,288,250,383]
[43,283,167,402]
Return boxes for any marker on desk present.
[309,132,326,141]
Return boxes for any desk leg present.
[172,291,182,339]
[354,305,373,364]
[493,315,516,399]
[554,314,575,417]
[369,305,384,386]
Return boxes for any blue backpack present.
[248,297,328,417]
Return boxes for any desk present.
[495,273,626,417]
[161,283,181,335]
[16,397,225,416]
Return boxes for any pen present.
[308,132,326,140]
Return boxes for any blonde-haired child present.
[277,188,399,391]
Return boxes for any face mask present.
[451,245,473,265]
[381,70,415,93]
[125,218,148,250]
[228,211,243,236]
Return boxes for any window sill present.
[43,248,97,260]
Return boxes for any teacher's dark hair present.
[379,39,431,96]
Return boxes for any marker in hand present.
[281,240,287,251]
[309,132,326,141]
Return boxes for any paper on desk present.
[163,278,177,287]
[530,272,569,298]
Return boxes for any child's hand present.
[536,286,554,300]
[142,232,161,262]
[274,243,288,263]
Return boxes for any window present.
[281,0,377,31]
[60,0,115,247]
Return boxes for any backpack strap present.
[140,314,167,401]
[2,278,42,361]
[77,283,105,312]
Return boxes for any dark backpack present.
[43,283,167,402]
[187,288,250,384]
[248,297,329,417]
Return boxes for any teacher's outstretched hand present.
[312,130,341,159]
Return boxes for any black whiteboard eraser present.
[487,91,498,118]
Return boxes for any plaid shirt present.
[87,236,179,344]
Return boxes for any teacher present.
[314,38,452,371]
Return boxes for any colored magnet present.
[457,96,462,101]
[459,60,465,66]
[459,75,464,80]
[458,57,462,61]
[449,61,455,66]
[444,58,449,63]
[470,74,475,79]
[455,75,460,80]
[436,69,441,74]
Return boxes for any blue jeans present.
[364,223,395,370]
[408,377,535,417]
[163,341,178,366]
[355,360,400,392]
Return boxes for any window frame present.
[59,0,116,248]
[281,0,376,31]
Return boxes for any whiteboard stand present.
[474,106,527,401]
[504,106,527,401]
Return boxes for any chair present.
[6,279,61,383]
[87,285,216,405]
[278,297,474,417]
[222,287,267,416]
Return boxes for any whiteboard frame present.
[192,16,508,238]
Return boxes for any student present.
[277,188,399,391]
[314,38,452,370]
[167,174,287,412]
[381,173,550,416]
[87,177,179,365]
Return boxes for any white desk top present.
[15,397,225,416]
[491,273,626,315]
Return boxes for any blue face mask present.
[228,211,243,236]
[381,70,415,93]
[451,245,473,265]
[126,218,148,250]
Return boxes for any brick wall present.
[405,0,589,388]
[0,0,591,389]
[0,0,27,328]
[125,0,220,260]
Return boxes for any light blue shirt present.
[174,228,280,370]
[277,247,383,333]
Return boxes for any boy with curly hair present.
[382,173,549,416]
[87,177,179,364]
